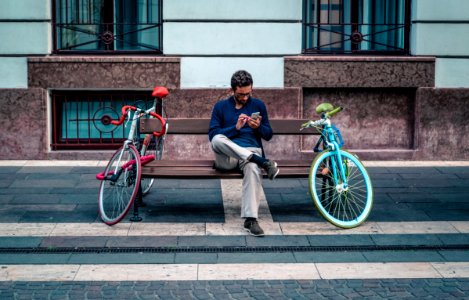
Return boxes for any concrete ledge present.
[285,56,435,88]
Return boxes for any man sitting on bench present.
[208,70,279,237]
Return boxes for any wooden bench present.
[139,118,319,179]
[129,118,319,221]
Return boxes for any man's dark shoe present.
[262,160,279,180]
[244,218,265,237]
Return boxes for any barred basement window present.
[303,0,410,54]
[53,0,162,53]
[51,91,157,150]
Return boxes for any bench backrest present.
[140,118,318,135]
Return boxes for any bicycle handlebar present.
[300,106,344,130]
[110,105,167,137]
[325,106,343,118]
[111,105,137,126]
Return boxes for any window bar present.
[76,96,80,142]
[317,0,321,50]
[88,0,91,24]
[384,0,387,24]
[351,0,357,51]
[87,95,91,145]
[52,95,58,150]
[99,94,103,144]
[405,0,410,52]
[146,0,151,24]
[64,0,68,24]
[393,0,397,46]
[64,96,69,145]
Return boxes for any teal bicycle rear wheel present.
[308,150,373,228]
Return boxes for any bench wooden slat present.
[141,167,310,179]
[139,118,317,180]
[140,118,318,135]
[141,159,311,179]
[143,159,311,168]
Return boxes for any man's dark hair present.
[231,70,253,90]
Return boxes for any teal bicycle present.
[301,103,373,228]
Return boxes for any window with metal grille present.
[53,0,162,53]
[303,0,410,54]
[51,91,157,150]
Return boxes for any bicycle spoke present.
[98,145,141,225]
[310,150,373,228]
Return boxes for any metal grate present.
[303,0,411,54]
[1,244,467,254]
[53,0,162,54]
[51,90,156,150]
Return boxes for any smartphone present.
[250,112,260,120]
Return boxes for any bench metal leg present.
[130,183,143,222]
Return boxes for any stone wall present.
[1,55,468,160]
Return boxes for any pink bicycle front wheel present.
[98,145,142,225]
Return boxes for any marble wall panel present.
[42,87,302,160]
[155,88,303,160]
[162,88,301,119]
[0,88,48,159]
[302,88,416,151]
[284,56,435,88]
[28,57,180,89]
[416,88,469,160]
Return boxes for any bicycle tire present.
[98,145,141,225]
[308,150,373,228]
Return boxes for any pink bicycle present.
[96,86,168,225]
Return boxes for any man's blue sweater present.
[208,96,273,156]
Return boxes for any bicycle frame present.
[97,86,168,225]
[313,118,349,191]
[302,104,373,228]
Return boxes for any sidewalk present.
[0,160,468,298]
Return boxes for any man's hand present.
[247,115,261,129]
[236,114,249,130]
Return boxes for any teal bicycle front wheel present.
[309,150,373,228]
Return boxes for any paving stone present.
[307,235,375,247]
[371,234,443,246]
[0,167,22,174]
[294,251,368,263]
[10,179,77,189]
[0,180,14,189]
[19,211,99,223]
[178,236,246,247]
[246,235,310,247]
[12,194,62,204]
[0,237,42,248]
[17,166,74,174]
[217,252,296,263]
[438,250,469,262]
[175,253,218,264]
[368,207,432,222]
[67,252,175,264]
[40,236,108,248]
[106,236,178,248]
[361,250,445,262]
[0,254,71,264]
[436,234,469,245]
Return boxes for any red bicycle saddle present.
[152,86,169,99]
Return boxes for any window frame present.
[51,90,158,150]
[302,0,411,55]
[52,0,163,54]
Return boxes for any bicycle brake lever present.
[124,111,131,128]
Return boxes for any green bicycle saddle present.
[315,103,334,115]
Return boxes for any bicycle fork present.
[328,143,349,193]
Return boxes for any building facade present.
[0,0,468,160]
